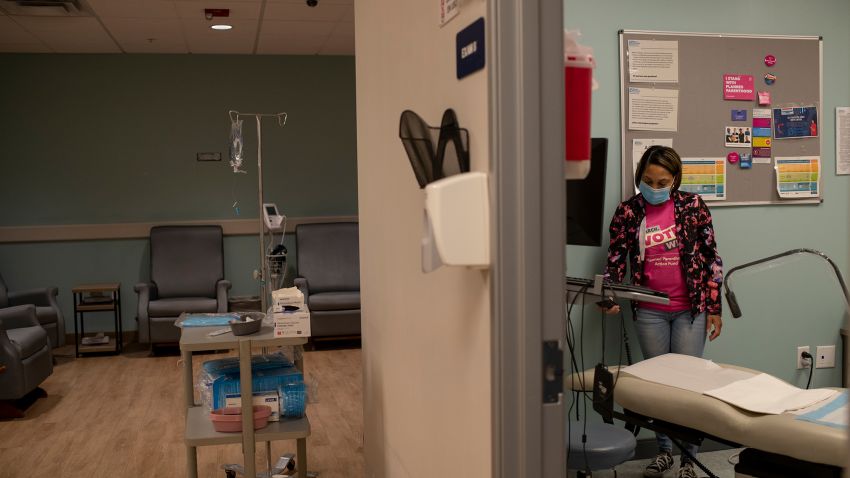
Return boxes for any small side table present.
[72,283,122,356]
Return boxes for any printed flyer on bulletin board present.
[680,158,726,200]
[775,157,820,199]
[774,106,818,139]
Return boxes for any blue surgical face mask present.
[639,181,671,205]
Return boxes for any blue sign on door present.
[456,17,485,79]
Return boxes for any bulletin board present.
[619,30,823,206]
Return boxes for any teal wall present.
[0,54,357,335]
[565,0,850,390]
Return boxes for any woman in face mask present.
[600,145,723,478]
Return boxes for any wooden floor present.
[0,344,364,478]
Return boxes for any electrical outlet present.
[797,346,811,369]
[816,345,836,368]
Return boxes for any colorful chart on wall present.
[619,30,822,206]
[680,158,726,200]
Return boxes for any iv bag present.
[229,118,245,173]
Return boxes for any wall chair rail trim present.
[0,216,359,243]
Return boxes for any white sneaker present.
[644,451,674,478]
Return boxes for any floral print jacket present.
[604,190,723,319]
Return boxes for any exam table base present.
[734,448,842,478]
[612,410,842,478]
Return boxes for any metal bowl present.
[229,312,265,336]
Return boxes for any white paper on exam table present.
[792,391,848,428]
[704,373,839,415]
[622,353,756,393]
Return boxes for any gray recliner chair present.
[294,222,361,338]
[0,304,53,417]
[0,273,65,349]
[134,225,231,347]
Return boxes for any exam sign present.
[723,74,755,101]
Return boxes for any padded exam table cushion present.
[570,365,846,467]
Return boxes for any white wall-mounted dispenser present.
[421,171,490,273]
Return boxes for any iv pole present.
[229,110,288,313]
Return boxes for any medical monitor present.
[262,203,284,231]
[566,138,608,247]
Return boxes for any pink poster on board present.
[723,74,755,100]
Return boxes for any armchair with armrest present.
[134,225,231,347]
[0,304,53,417]
[0,273,65,348]
[294,222,361,339]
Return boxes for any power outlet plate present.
[816,345,836,368]
[797,346,811,369]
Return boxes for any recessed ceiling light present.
[210,24,233,31]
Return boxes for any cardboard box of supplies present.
[224,391,280,421]
[273,308,311,338]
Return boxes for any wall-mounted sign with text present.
[439,0,459,27]
[456,17,485,80]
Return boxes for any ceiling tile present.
[12,16,120,52]
[181,18,256,54]
[0,16,40,42]
[0,43,52,53]
[52,42,122,53]
[257,21,332,55]
[86,0,177,19]
[121,41,189,54]
[263,3,348,22]
[15,16,107,38]
[0,0,357,55]
[261,19,335,38]
[101,17,186,50]
[339,7,353,22]
[274,0,353,4]
[174,1,262,20]
[331,20,353,37]
[319,33,353,55]
[257,38,324,55]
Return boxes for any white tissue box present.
[224,391,280,421]
[273,308,311,338]
[271,287,304,308]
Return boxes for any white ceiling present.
[0,0,355,55]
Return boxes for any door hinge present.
[543,340,564,404]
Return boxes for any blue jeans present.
[634,308,707,463]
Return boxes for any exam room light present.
[724,248,850,318]
[210,24,232,30]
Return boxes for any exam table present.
[568,364,847,477]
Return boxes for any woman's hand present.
[707,314,722,341]
[596,298,620,315]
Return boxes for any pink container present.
[210,405,272,433]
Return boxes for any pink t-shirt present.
[640,200,690,311]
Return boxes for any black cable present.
[580,291,590,473]
[669,436,719,478]
[580,291,586,392]
[566,285,591,422]
[600,298,606,363]
[566,286,590,390]
[609,288,634,366]
[607,289,629,386]
[802,351,814,389]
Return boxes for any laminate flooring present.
[0,344,364,478]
